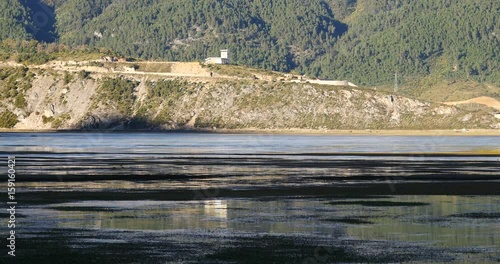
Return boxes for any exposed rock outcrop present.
[0,66,498,131]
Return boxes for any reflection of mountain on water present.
[343,196,500,248]
[54,200,229,231]
[26,195,500,256]
[51,200,347,236]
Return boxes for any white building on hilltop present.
[205,49,230,64]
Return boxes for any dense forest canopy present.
[0,0,32,40]
[0,0,498,85]
[314,0,500,84]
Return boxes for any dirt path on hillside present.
[0,60,359,87]
[0,60,246,82]
[444,96,500,111]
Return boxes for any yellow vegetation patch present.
[444,96,500,111]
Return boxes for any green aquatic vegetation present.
[331,195,394,199]
[323,218,373,225]
[206,235,399,263]
[3,228,158,264]
[50,206,127,212]
[449,212,500,219]
[328,201,430,207]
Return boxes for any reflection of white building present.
[204,200,227,220]
[205,49,230,64]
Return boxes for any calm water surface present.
[27,196,497,248]
[2,132,499,155]
[1,133,499,263]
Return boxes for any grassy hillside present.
[0,0,498,86]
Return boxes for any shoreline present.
[217,128,500,136]
[1,128,499,136]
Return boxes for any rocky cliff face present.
[0,66,497,131]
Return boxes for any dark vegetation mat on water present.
[327,201,430,207]
[0,228,446,264]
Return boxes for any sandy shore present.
[217,128,500,136]
[1,128,499,136]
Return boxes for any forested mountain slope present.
[0,0,32,40]
[0,0,498,85]
[314,0,499,84]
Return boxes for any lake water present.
[1,133,499,263]
[2,132,499,155]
